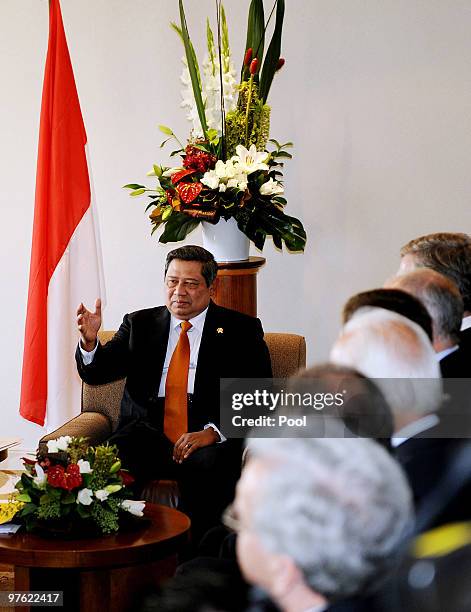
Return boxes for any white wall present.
[2,0,471,449]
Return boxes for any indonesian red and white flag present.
[20,0,105,429]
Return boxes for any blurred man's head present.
[330,309,443,430]
[233,437,413,610]
[399,233,471,315]
[343,288,433,342]
[292,363,394,449]
[386,269,463,352]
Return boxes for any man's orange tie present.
[164,321,192,442]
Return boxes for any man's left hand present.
[173,428,220,463]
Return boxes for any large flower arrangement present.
[125,0,306,252]
[0,436,144,535]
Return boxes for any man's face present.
[234,458,275,590]
[165,259,214,320]
[398,253,420,275]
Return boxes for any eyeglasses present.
[222,503,240,533]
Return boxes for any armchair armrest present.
[38,412,112,452]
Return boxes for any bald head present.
[386,269,463,351]
[330,309,442,427]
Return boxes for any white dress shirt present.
[461,315,471,331]
[436,345,459,362]
[391,413,440,448]
[79,306,225,441]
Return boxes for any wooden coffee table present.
[0,503,190,611]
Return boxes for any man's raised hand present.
[77,298,102,351]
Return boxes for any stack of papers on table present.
[0,439,21,453]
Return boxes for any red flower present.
[171,168,197,184]
[249,58,259,75]
[118,470,135,487]
[276,58,285,71]
[47,465,66,488]
[183,145,217,173]
[64,464,83,491]
[176,181,203,204]
[47,464,83,491]
[244,48,253,66]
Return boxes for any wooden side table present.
[0,503,190,612]
[214,257,265,317]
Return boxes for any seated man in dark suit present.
[232,436,412,612]
[331,308,471,529]
[385,268,467,377]
[75,245,272,542]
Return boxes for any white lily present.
[201,169,220,190]
[233,145,269,174]
[260,178,284,197]
[47,435,72,453]
[32,463,47,489]
[76,488,93,506]
[77,459,92,474]
[94,489,109,502]
[215,159,237,180]
[120,499,146,517]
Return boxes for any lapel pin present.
[217,327,224,334]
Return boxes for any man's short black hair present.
[165,245,218,287]
[343,288,434,342]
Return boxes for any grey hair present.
[330,308,443,415]
[247,436,413,601]
[400,233,471,310]
[388,269,463,344]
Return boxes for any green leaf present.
[154,164,163,177]
[17,493,32,502]
[77,504,91,519]
[130,188,146,197]
[162,207,173,221]
[160,137,173,149]
[242,0,265,80]
[268,138,281,149]
[170,149,184,157]
[221,4,231,57]
[179,0,208,137]
[62,492,76,505]
[274,151,292,159]
[159,212,199,243]
[123,183,146,190]
[19,503,37,516]
[206,18,216,76]
[259,0,285,102]
[158,125,174,135]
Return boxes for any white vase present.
[201,217,250,262]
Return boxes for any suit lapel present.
[194,301,219,398]
[148,306,171,382]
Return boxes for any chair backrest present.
[82,330,307,431]
[264,332,306,378]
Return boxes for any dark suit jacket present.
[76,300,272,433]
[394,425,471,528]
[459,326,471,352]
[440,344,471,378]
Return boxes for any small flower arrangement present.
[125,0,306,253]
[1,436,144,536]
